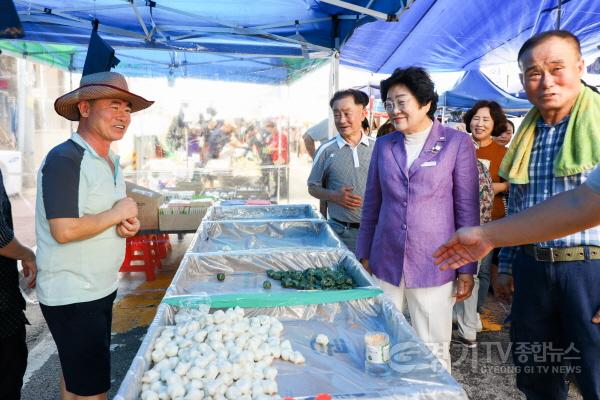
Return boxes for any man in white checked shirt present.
[492,31,600,399]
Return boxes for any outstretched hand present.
[433,226,494,271]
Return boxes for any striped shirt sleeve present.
[497,185,523,275]
[0,224,14,247]
[307,143,330,187]
[585,165,600,194]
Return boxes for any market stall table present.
[187,220,343,254]
[114,297,468,399]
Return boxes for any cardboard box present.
[158,202,211,232]
[158,213,204,232]
[125,181,163,231]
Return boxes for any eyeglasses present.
[384,98,407,113]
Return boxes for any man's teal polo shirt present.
[35,133,126,306]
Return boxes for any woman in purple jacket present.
[357,67,479,372]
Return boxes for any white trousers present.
[378,277,456,372]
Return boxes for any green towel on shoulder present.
[499,84,600,184]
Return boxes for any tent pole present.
[328,51,339,139]
[368,73,374,130]
[155,4,332,53]
[319,0,392,21]
[69,55,74,133]
[556,0,562,29]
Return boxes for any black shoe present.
[451,333,477,349]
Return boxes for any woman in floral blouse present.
[453,157,494,348]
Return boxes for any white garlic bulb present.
[186,388,204,400]
[280,340,292,351]
[186,366,205,380]
[264,367,277,380]
[292,351,306,364]
[225,385,241,399]
[174,361,191,376]
[151,349,166,363]
[167,382,185,398]
[139,307,305,399]
[164,343,179,358]
[262,379,278,395]
[140,389,159,400]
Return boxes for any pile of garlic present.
[139,306,304,400]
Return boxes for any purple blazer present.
[356,120,479,288]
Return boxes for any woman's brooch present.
[431,143,442,153]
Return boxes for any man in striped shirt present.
[497,31,600,399]
[307,89,375,254]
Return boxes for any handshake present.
[113,197,141,238]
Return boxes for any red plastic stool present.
[155,233,172,259]
[161,233,172,252]
[119,235,156,281]
[146,234,163,269]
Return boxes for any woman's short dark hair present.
[463,100,507,138]
[329,89,369,109]
[380,67,438,120]
[376,120,395,137]
[502,119,515,136]
[361,118,370,131]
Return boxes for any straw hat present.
[54,71,154,121]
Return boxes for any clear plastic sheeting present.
[204,204,322,222]
[188,220,343,254]
[114,297,467,400]
[163,249,382,308]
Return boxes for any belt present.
[523,244,600,262]
[331,218,360,229]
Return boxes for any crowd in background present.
[164,109,305,167]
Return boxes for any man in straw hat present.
[35,71,153,399]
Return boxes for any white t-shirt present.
[404,123,433,168]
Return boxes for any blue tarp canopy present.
[439,70,532,111]
[341,0,600,73]
[355,83,381,99]
[4,0,404,84]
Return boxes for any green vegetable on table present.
[263,280,272,289]
[217,273,226,281]
[265,267,356,290]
